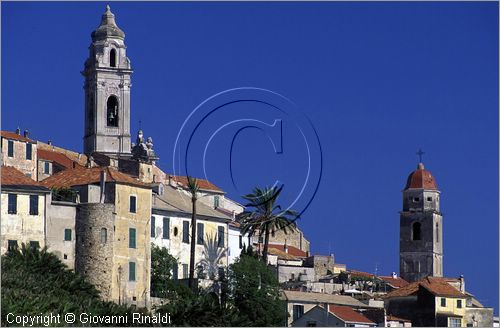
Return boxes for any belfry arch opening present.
[110,49,117,67]
[106,96,119,127]
[412,222,421,241]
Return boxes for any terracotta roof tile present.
[1,131,35,143]
[350,270,376,279]
[405,163,438,190]
[387,315,411,322]
[268,243,307,258]
[37,148,83,169]
[328,305,375,324]
[386,276,466,298]
[37,142,87,166]
[379,276,409,288]
[171,175,223,192]
[41,166,150,189]
[268,247,299,261]
[1,166,41,186]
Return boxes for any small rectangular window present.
[163,217,170,239]
[129,262,136,281]
[29,195,38,215]
[129,195,136,213]
[151,216,156,238]
[239,235,243,249]
[293,305,305,321]
[172,263,178,280]
[26,143,32,160]
[64,229,72,241]
[214,195,220,208]
[182,221,190,243]
[457,299,462,308]
[29,241,40,249]
[129,228,136,248]
[197,222,204,245]
[44,161,50,174]
[441,298,446,307]
[182,264,189,279]
[7,140,14,157]
[450,318,461,327]
[7,240,18,251]
[218,226,225,247]
[427,197,432,201]
[8,194,17,214]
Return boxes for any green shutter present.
[129,228,136,248]
[64,229,72,241]
[197,223,204,245]
[182,221,189,243]
[129,262,136,281]
[163,217,170,239]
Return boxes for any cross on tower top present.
[416,148,425,163]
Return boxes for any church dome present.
[404,162,438,190]
[91,5,125,42]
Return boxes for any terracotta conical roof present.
[404,162,438,190]
[91,5,125,41]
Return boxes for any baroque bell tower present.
[83,5,132,156]
[400,159,443,282]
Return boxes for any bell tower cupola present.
[83,5,132,156]
[400,157,443,283]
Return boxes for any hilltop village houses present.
[0,6,494,327]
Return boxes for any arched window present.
[110,49,117,67]
[412,222,421,241]
[106,96,119,127]
[100,228,107,244]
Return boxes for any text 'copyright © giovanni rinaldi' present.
[6,312,171,326]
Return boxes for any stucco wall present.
[46,201,76,269]
[1,137,37,178]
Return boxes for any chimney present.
[459,275,465,293]
[284,240,288,253]
[23,129,29,138]
[15,127,20,135]
[99,170,106,203]
[392,272,398,279]
[48,140,52,146]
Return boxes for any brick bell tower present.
[82,5,132,156]
[400,157,443,283]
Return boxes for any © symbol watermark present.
[173,87,323,216]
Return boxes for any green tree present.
[150,244,177,298]
[186,176,200,291]
[239,186,298,263]
[1,244,137,327]
[229,254,286,326]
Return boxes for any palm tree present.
[239,185,299,264]
[187,176,200,290]
[197,234,226,280]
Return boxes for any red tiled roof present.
[41,166,150,189]
[268,243,307,258]
[350,270,376,279]
[1,166,40,186]
[405,163,438,190]
[328,305,374,324]
[268,247,299,261]
[387,315,411,322]
[1,131,35,143]
[37,148,83,169]
[386,276,466,298]
[379,276,409,288]
[172,175,223,192]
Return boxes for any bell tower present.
[400,160,443,282]
[83,5,132,156]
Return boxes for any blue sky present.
[2,2,498,311]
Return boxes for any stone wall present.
[75,203,115,300]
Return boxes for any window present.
[197,223,204,245]
[100,228,107,244]
[413,197,420,203]
[29,241,40,249]
[172,263,178,280]
[450,318,461,327]
[8,194,17,214]
[293,305,304,321]
[129,195,136,213]
[182,264,189,279]
[218,226,225,247]
[44,161,50,174]
[106,96,119,127]
[64,229,72,241]
[412,222,421,240]
[239,235,243,249]
[29,195,38,215]
[436,223,439,242]
[457,300,462,308]
[427,196,432,201]
[182,221,190,243]
[129,228,136,248]
[441,298,447,307]
[7,240,18,251]
[110,49,117,67]
[129,262,136,281]
[7,140,14,157]
[173,226,178,237]
[151,216,156,238]
[214,195,220,208]
[26,143,32,160]
[163,217,170,239]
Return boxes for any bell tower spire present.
[83,5,132,156]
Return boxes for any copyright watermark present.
[6,312,171,326]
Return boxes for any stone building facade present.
[1,130,37,178]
